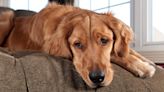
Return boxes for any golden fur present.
[0,11,14,45]
[0,3,155,88]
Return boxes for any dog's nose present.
[89,71,105,84]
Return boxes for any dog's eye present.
[74,42,83,49]
[100,37,109,45]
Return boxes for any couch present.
[0,7,164,92]
[0,48,164,92]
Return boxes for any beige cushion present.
[0,48,164,92]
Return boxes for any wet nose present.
[89,71,105,84]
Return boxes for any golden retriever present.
[0,3,156,88]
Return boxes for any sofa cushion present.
[0,48,164,92]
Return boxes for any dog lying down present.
[0,3,156,88]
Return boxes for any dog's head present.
[68,13,132,88]
[31,4,133,88]
[68,13,114,88]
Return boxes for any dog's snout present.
[89,71,105,84]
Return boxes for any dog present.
[0,3,156,88]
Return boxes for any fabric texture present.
[0,48,164,92]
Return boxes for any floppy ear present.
[103,13,133,57]
[29,6,79,59]
[29,11,73,58]
[42,12,85,59]
[29,14,45,46]
[42,22,73,59]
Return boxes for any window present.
[75,0,131,26]
[0,0,9,6]
[149,0,164,42]
[133,0,164,51]
[133,0,164,63]
[0,0,48,12]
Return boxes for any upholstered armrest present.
[0,48,164,92]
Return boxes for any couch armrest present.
[0,48,164,92]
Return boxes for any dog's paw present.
[130,60,156,78]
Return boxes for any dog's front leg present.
[111,49,156,78]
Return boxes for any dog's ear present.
[43,24,73,59]
[30,14,45,46]
[41,16,75,59]
[29,13,73,58]
[29,8,77,59]
[102,13,133,57]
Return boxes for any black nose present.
[89,71,105,84]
